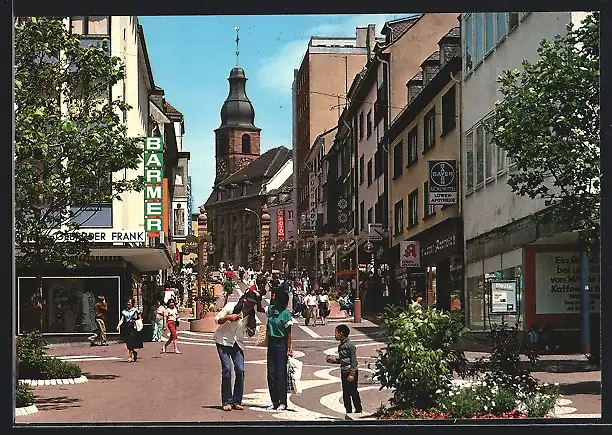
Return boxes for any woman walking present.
[265,289,293,411]
[151,300,165,342]
[116,298,143,362]
[317,290,330,325]
[162,299,182,354]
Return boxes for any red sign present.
[277,209,285,241]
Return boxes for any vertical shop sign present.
[428,160,457,205]
[400,241,420,268]
[144,137,164,235]
[308,172,317,231]
[277,208,285,241]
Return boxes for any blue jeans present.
[216,343,245,406]
[152,320,163,341]
[267,336,288,408]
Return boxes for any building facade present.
[387,27,462,309]
[17,17,183,336]
[460,12,597,343]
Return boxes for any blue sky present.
[139,14,412,209]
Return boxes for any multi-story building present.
[267,169,296,274]
[292,27,383,234]
[460,12,597,346]
[17,17,183,336]
[387,27,462,309]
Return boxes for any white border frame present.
[17,276,121,335]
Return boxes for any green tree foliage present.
[15,17,145,270]
[487,13,600,248]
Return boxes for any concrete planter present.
[189,312,219,333]
[328,300,348,319]
[15,405,38,416]
[20,375,88,386]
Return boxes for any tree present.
[486,13,600,249]
[15,18,145,277]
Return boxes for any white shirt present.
[318,294,329,304]
[212,302,248,350]
[304,294,317,307]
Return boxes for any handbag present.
[287,357,303,395]
[255,325,268,347]
[135,318,144,332]
[175,317,180,327]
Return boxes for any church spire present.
[235,26,240,66]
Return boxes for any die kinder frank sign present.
[144,137,165,236]
[50,229,146,243]
[428,160,457,205]
[277,208,285,241]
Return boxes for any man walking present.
[213,292,259,411]
[91,295,108,346]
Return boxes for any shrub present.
[39,357,82,379]
[17,331,82,380]
[16,381,34,408]
[373,301,470,410]
[436,381,517,418]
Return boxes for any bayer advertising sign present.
[428,160,457,205]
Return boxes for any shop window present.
[423,108,436,153]
[408,189,418,228]
[17,276,120,334]
[407,127,418,166]
[394,199,404,235]
[441,86,456,135]
[393,140,404,178]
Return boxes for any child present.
[326,324,362,414]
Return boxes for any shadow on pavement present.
[528,362,601,373]
[351,326,387,342]
[557,381,601,396]
[81,373,120,380]
[35,395,81,411]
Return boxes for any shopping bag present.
[255,325,268,347]
[135,319,144,332]
[287,357,303,395]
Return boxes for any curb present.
[20,375,88,387]
[15,405,38,417]
[345,413,377,421]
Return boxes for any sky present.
[138,14,414,210]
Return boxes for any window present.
[71,16,110,36]
[359,111,364,140]
[242,134,251,154]
[485,128,495,180]
[407,127,418,166]
[474,13,483,64]
[424,108,436,152]
[242,185,247,196]
[367,207,373,224]
[71,205,113,227]
[496,13,506,42]
[497,142,507,174]
[359,155,365,185]
[423,181,436,219]
[441,86,456,135]
[476,125,485,186]
[393,141,404,178]
[360,201,365,230]
[367,159,373,186]
[466,131,474,193]
[174,167,184,186]
[367,110,373,138]
[485,13,495,54]
[408,189,418,228]
[375,150,383,178]
[374,202,381,223]
[394,199,404,235]
[217,191,222,201]
[509,12,519,31]
[464,14,473,71]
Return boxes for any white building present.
[461,12,597,342]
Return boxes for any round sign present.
[430,161,455,187]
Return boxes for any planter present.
[328,300,348,319]
[189,312,219,333]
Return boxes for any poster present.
[534,252,600,314]
[173,202,188,237]
[489,280,518,314]
[428,160,457,205]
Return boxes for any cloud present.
[256,14,415,96]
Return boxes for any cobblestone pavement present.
[15,284,600,423]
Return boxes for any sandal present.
[174,350,182,354]
[161,347,166,354]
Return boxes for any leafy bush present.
[17,331,82,380]
[222,278,235,295]
[373,301,470,410]
[16,381,34,408]
[437,381,518,418]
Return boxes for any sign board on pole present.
[144,137,165,236]
[400,241,420,268]
[277,208,285,241]
[368,223,384,241]
[428,160,457,205]
[489,280,519,314]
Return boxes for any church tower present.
[214,28,261,184]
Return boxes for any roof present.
[205,146,292,206]
[163,101,183,117]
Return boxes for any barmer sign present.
[144,137,164,235]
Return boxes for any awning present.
[90,247,172,272]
